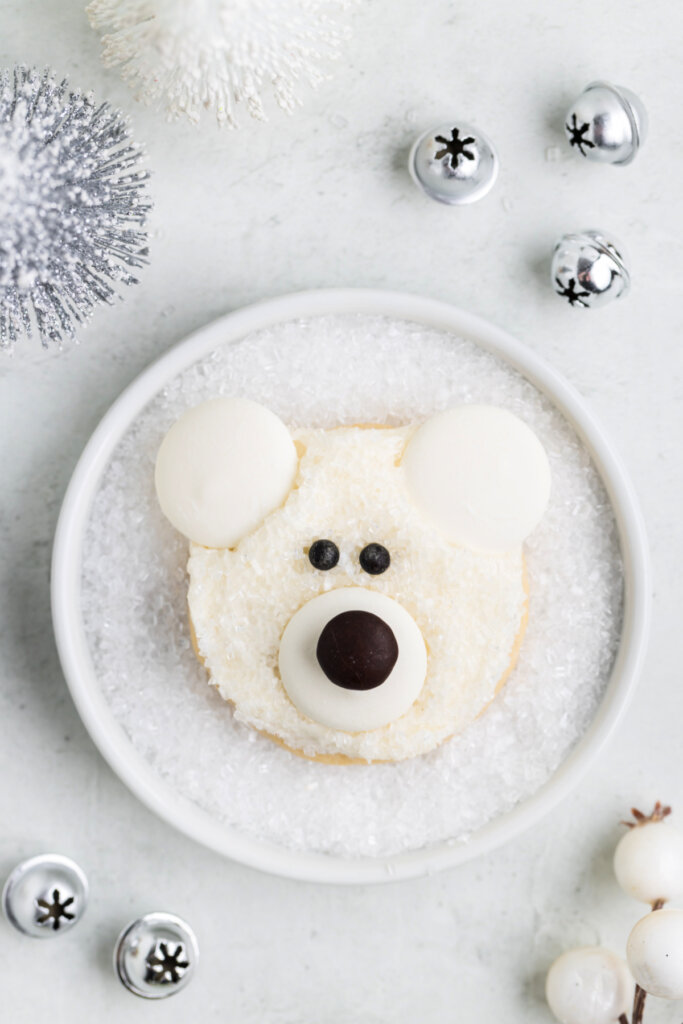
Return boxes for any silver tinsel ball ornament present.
[409,122,499,205]
[552,230,631,309]
[0,66,151,351]
[564,81,647,166]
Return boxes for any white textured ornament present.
[155,398,297,548]
[87,0,356,127]
[626,909,683,999]
[614,821,683,904]
[545,947,633,1024]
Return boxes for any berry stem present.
[632,984,647,1024]
[630,898,666,1023]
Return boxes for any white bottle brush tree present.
[547,803,683,1024]
[87,0,357,126]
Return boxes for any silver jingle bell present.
[2,854,88,938]
[114,912,198,999]
[409,121,499,205]
[552,230,630,309]
[564,81,647,165]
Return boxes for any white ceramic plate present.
[51,289,651,884]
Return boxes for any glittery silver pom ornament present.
[87,0,357,127]
[0,66,150,351]
[565,81,647,166]
[552,230,631,309]
[409,122,499,205]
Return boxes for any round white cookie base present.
[189,425,526,759]
[81,313,623,859]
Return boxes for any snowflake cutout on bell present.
[87,0,357,127]
[0,66,151,352]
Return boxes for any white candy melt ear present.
[155,398,297,548]
[402,405,551,551]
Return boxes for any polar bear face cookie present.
[155,398,551,764]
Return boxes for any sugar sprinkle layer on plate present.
[81,314,623,858]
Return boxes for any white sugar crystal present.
[81,314,623,858]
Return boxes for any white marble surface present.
[1,1,682,1020]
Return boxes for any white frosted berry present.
[626,908,683,999]
[545,947,633,1024]
[614,821,683,904]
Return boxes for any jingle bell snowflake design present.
[564,113,595,158]
[146,941,190,984]
[554,277,591,309]
[87,0,357,127]
[433,128,477,168]
[35,889,76,931]
[0,66,151,351]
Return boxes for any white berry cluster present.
[546,803,683,1024]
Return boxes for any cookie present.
[157,401,550,763]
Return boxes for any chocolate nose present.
[316,610,399,691]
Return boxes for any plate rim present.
[51,288,651,884]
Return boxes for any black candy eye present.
[359,543,391,575]
[308,539,340,571]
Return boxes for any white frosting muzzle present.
[279,588,428,733]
